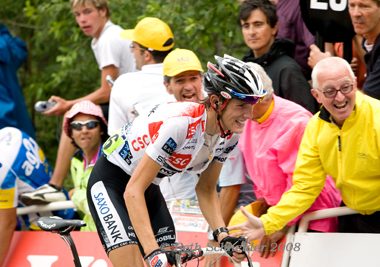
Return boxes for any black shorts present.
[87,155,176,255]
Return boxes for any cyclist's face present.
[240,9,277,57]
[70,114,102,154]
[165,71,204,103]
[72,3,107,38]
[220,99,252,134]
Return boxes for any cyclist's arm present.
[196,161,227,235]
[45,64,118,116]
[124,153,161,256]
[0,208,17,266]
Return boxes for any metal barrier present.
[297,206,358,233]
[17,200,76,216]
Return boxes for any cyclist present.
[87,54,267,267]
[0,127,73,266]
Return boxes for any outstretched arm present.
[44,64,119,116]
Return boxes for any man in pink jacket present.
[235,63,341,257]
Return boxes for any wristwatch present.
[212,227,229,242]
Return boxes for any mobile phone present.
[34,101,56,113]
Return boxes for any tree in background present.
[0,0,246,163]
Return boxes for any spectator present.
[108,17,175,135]
[229,57,380,241]
[0,25,35,138]
[64,100,108,231]
[0,127,73,266]
[21,0,135,204]
[349,0,380,99]
[158,48,205,200]
[238,0,319,113]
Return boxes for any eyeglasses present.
[320,84,354,98]
[70,120,100,131]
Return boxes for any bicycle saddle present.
[37,216,86,235]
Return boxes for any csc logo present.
[310,0,347,11]
[168,153,192,169]
[131,135,149,151]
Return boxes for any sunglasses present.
[70,120,100,131]
[228,89,264,104]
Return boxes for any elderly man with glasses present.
[229,56,380,240]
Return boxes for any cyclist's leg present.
[87,156,145,267]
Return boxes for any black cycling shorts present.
[87,155,176,255]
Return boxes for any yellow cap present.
[163,48,203,77]
[121,17,174,51]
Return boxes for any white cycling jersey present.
[103,101,239,184]
[0,127,51,209]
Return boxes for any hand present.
[43,96,72,116]
[219,236,247,263]
[258,226,287,258]
[350,57,359,75]
[228,206,265,242]
[144,248,175,267]
[308,44,331,68]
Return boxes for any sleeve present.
[363,54,380,99]
[274,117,309,191]
[260,119,327,234]
[214,134,239,164]
[96,27,130,70]
[218,146,246,187]
[108,78,131,135]
[145,116,189,166]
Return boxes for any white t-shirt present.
[218,146,245,187]
[108,63,175,135]
[103,101,239,185]
[91,20,135,75]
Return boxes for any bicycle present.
[37,216,254,267]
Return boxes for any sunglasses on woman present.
[70,120,100,131]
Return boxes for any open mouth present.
[334,101,348,110]
[182,93,196,101]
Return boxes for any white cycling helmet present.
[204,54,266,104]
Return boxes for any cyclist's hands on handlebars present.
[219,235,247,262]
[144,248,175,267]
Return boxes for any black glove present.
[144,248,176,267]
[219,236,247,257]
